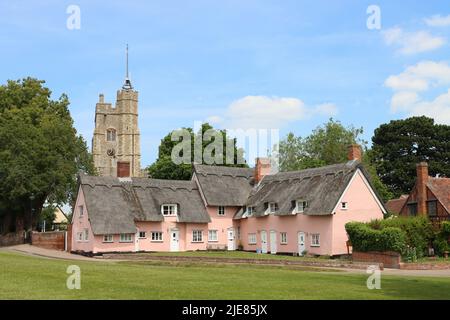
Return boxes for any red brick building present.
[386,162,450,224]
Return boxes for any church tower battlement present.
[92,45,142,178]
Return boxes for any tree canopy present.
[278,118,392,202]
[371,116,450,197]
[147,123,247,180]
[0,78,95,232]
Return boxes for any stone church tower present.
[92,46,141,177]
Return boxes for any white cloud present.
[383,27,445,55]
[385,61,450,124]
[425,14,450,27]
[384,61,450,92]
[208,96,338,130]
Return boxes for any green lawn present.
[1,252,450,300]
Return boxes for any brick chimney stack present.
[416,162,429,215]
[347,144,362,161]
[254,158,271,184]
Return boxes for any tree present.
[371,116,450,197]
[0,78,95,232]
[147,123,247,180]
[279,118,367,171]
[278,119,392,202]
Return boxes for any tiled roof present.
[427,177,450,214]
[385,195,409,214]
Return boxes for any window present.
[161,204,177,216]
[280,232,288,244]
[218,206,225,216]
[106,128,116,142]
[139,231,146,239]
[427,200,438,217]
[407,203,418,216]
[311,234,320,247]
[341,202,348,210]
[192,230,203,242]
[151,232,163,242]
[246,206,255,217]
[267,202,278,214]
[83,229,89,241]
[78,205,84,217]
[76,232,83,241]
[248,233,257,245]
[120,233,133,243]
[296,200,308,213]
[208,230,218,242]
[103,235,113,243]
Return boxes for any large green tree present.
[371,116,450,197]
[278,118,392,202]
[147,123,247,180]
[0,78,95,233]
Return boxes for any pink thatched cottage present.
[70,145,386,256]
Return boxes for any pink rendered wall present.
[239,214,333,255]
[331,170,384,255]
[71,186,94,253]
[207,206,240,247]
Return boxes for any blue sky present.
[1,0,450,166]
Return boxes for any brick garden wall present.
[0,232,25,247]
[352,251,401,269]
[31,231,65,250]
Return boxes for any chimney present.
[416,162,429,215]
[347,144,362,161]
[254,158,271,183]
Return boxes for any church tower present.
[92,45,142,177]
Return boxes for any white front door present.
[135,231,140,252]
[170,229,180,252]
[298,232,306,256]
[227,228,235,251]
[261,231,268,254]
[270,231,277,254]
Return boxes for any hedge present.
[368,216,433,258]
[345,222,406,253]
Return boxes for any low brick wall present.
[0,232,25,247]
[31,231,65,251]
[352,251,401,269]
[399,262,450,270]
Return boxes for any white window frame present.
[246,206,255,217]
[266,202,278,215]
[161,204,177,216]
[83,229,89,241]
[218,206,225,216]
[151,231,163,242]
[311,234,320,247]
[139,231,147,239]
[341,202,348,210]
[103,234,113,243]
[192,230,203,243]
[248,233,257,245]
[106,128,116,142]
[208,230,218,242]
[119,233,133,243]
[280,232,288,244]
[78,205,84,217]
[296,200,308,213]
[76,232,83,242]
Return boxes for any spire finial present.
[122,44,133,90]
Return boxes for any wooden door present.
[117,162,130,177]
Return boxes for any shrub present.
[433,221,450,256]
[346,222,407,253]
[368,216,433,258]
[441,221,450,236]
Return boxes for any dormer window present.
[161,204,177,216]
[246,206,255,217]
[296,200,308,214]
[106,128,116,142]
[266,202,278,215]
